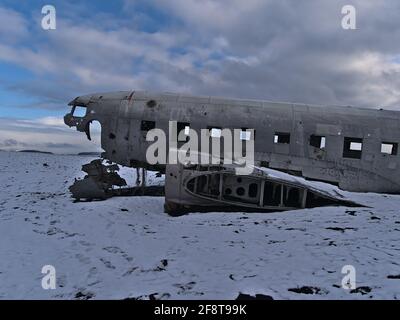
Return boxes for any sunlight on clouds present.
[347,53,400,76]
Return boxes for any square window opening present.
[177,122,190,136]
[73,106,87,117]
[310,135,326,149]
[274,132,290,144]
[208,126,222,138]
[141,120,156,132]
[240,128,254,141]
[343,137,363,159]
[381,142,398,155]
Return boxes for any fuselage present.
[64,90,400,193]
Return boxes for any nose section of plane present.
[68,94,92,106]
[64,94,93,130]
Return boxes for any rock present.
[370,216,381,220]
[288,286,321,294]
[350,286,372,295]
[74,291,95,300]
[236,293,273,300]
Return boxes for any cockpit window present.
[73,106,87,117]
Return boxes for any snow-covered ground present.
[0,150,399,299]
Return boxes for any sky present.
[0,0,400,153]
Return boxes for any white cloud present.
[19,116,66,128]
[0,6,28,42]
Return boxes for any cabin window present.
[274,132,290,144]
[208,126,222,138]
[240,128,254,141]
[343,137,363,159]
[140,120,156,132]
[381,142,398,155]
[310,135,326,149]
[177,122,190,142]
[73,106,87,117]
[177,122,190,136]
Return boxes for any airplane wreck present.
[62,90,400,215]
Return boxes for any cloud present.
[0,6,28,43]
[0,138,26,147]
[1,1,400,152]
[22,116,67,127]
[0,117,101,153]
[136,0,400,107]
